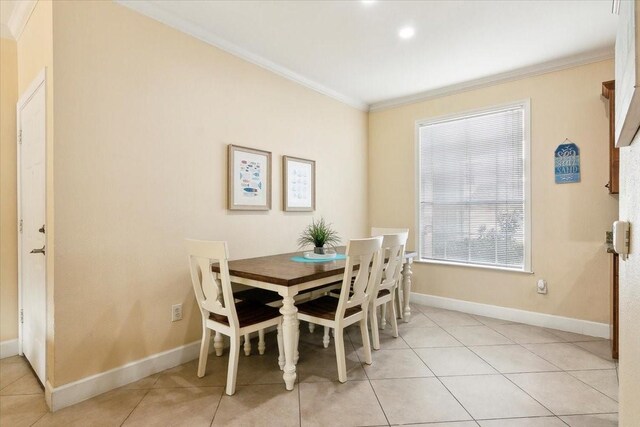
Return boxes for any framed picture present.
[283,156,315,212]
[228,145,271,210]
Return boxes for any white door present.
[18,73,46,385]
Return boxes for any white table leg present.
[402,258,413,322]
[214,331,224,356]
[279,289,299,390]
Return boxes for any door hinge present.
[20,309,24,324]
[18,129,22,145]
[19,219,23,233]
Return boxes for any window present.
[417,100,531,271]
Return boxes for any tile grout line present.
[347,321,391,426]
[403,336,477,423]
[564,370,620,403]
[118,388,152,427]
[208,387,224,427]
[418,311,568,421]
[461,331,570,419]
[467,336,616,423]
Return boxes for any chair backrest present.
[185,239,239,328]
[335,236,383,319]
[371,227,409,238]
[374,232,408,297]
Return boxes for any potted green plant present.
[298,217,341,255]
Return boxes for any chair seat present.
[234,288,282,304]
[377,289,391,298]
[209,301,281,328]
[297,295,361,320]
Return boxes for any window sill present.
[414,258,534,274]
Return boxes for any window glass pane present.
[418,105,527,270]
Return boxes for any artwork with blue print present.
[239,159,263,197]
[554,141,580,184]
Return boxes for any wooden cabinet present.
[602,81,619,194]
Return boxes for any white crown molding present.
[411,292,611,339]
[115,0,368,112]
[1,23,13,40]
[7,0,37,40]
[369,49,615,112]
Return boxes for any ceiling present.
[119,0,618,110]
[4,1,618,110]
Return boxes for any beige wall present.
[0,37,18,343]
[618,138,640,423]
[51,1,367,386]
[16,0,55,385]
[369,60,618,323]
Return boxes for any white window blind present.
[418,102,530,271]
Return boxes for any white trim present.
[414,99,532,273]
[411,292,610,339]
[45,326,274,412]
[48,340,203,412]
[370,50,614,112]
[115,0,368,111]
[414,259,533,274]
[7,0,37,40]
[17,68,47,378]
[0,339,19,359]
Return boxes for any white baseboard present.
[47,327,275,412]
[410,293,610,339]
[0,339,19,359]
[48,340,203,412]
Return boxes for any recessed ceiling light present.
[398,27,415,40]
[361,0,376,4]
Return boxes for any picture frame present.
[283,156,315,212]
[228,144,272,210]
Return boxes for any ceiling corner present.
[7,0,37,40]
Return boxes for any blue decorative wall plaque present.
[554,141,580,184]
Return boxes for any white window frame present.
[414,99,532,273]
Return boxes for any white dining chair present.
[186,239,283,395]
[371,227,409,326]
[369,232,408,350]
[296,237,383,383]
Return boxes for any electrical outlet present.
[172,304,183,322]
[537,279,548,294]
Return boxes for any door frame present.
[17,68,47,373]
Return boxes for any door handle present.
[30,246,45,255]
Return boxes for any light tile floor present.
[0,304,619,426]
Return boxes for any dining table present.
[211,246,416,390]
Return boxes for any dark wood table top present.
[212,247,416,288]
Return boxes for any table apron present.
[225,273,345,295]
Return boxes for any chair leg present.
[323,326,330,348]
[360,314,373,365]
[226,335,241,395]
[294,323,300,364]
[396,285,404,321]
[370,304,381,350]
[390,296,399,338]
[277,322,285,370]
[197,327,211,378]
[334,328,347,383]
[258,329,266,355]
[243,334,251,356]
[308,322,315,333]
[380,304,387,330]
[214,331,224,357]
